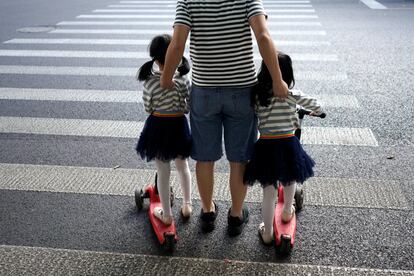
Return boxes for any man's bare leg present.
[196,161,215,213]
[229,162,248,218]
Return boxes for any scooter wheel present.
[135,189,144,211]
[294,186,304,212]
[170,186,174,207]
[164,232,176,252]
[276,235,292,255]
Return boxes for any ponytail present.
[177,57,190,76]
[136,59,154,81]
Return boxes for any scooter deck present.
[274,185,296,247]
[146,186,177,244]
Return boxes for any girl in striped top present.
[136,34,193,225]
[244,52,324,245]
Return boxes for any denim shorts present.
[190,85,257,163]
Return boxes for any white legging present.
[262,182,296,235]
[155,158,192,217]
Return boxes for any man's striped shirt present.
[256,90,323,135]
[174,0,266,87]
[142,72,191,114]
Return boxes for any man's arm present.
[160,25,190,89]
[249,15,288,99]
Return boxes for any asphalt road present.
[0,0,413,275]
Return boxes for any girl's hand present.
[160,74,174,90]
[272,80,289,100]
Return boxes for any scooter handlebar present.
[297,108,326,119]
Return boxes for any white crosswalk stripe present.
[77,14,319,19]
[0,163,407,209]
[0,88,358,108]
[0,88,141,102]
[107,4,315,8]
[49,29,327,35]
[3,38,330,46]
[3,245,412,275]
[0,50,337,61]
[54,21,323,26]
[0,116,379,146]
[92,9,316,13]
[0,66,346,80]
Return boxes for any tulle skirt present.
[136,114,191,162]
[244,136,315,187]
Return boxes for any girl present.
[244,52,323,244]
[136,34,192,226]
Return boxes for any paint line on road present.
[315,94,360,108]
[0,65,342,80]
[0,116,378,146]
[3,38,158,45]
[0,116,144,138]
[0,50,337,61]
[2,245,413,275]
[54,20,322,26]
[56,21,174,26]
[119,0,178,3]
[49,29,326,36]
[3,38,329,46]
[92,9,315,13]
[296,71,348,80]
[360,0,387,9]
[120,0,311,2]
[77,14,318,19]
[0,163,407,209]
[108,4,314,8]
[301,127,379,146]
[0,88,355,108]
[0,65,133,76]
[0,88,142,103]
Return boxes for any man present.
[161,0,288,236]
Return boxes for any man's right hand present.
[272,80,289,99]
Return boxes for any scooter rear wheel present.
[170,186,175,207]
[164,232,176,252]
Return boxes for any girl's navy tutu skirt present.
[244,136,315,187]
[136,114,191,162]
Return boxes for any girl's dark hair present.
[253,51,295,107]
[137,34,190,81]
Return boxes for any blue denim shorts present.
[190,85,257,163]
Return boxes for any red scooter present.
[135,174,177,252]
[273,108,326,254]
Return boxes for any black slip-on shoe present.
[200,202,218,233]
[227,206,249,236]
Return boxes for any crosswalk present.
[0,0,411,275]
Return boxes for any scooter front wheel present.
[135,189,144,211]
[294,186,304,212]
[276,234,292,255]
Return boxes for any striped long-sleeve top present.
[142,72,191,114]
[256,89,322,137]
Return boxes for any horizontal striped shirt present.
[174,0,266,87]
[256,89,322,135]
[142,72,190,114]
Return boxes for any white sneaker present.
[153,207,173,226]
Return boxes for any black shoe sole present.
[201,222,215,233]
[227,208,249,236]
[228,216,249,236]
